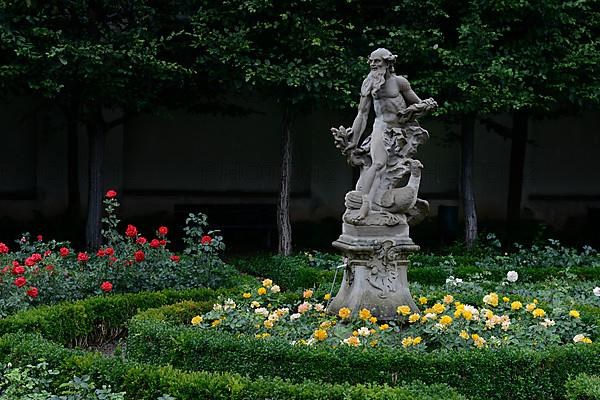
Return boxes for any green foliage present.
[0,361,125,400]
[128,310,600,400]
[0,196,240,317]
[565,374,600,400]
[0,287,225,346]
[0,334,468,400]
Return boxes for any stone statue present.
[328,48,437,319]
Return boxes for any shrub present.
[0,191,240,316]
[0,334,469,400]
[565,374,600,400]
[0,287,226,346]
[128,316,600,400]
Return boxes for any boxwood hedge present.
[128,302,600,400]
[0,333,468,400]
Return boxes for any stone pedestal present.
[327,229,420,320]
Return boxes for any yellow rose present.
[359,308,372,321]
[344,336,360,347]
[379,324,390,331]
[338,307,351,319]
[303,289,313,299]
[370,340,378,347]
[191,315,203,325]
[511,301,523,311]
[440,315,453,326]
[257,287,267,295]
[408,313,420,323]
[211,319,221,327]
[397,305,411,316]
[419,297,428,305]
[471,333,480,341]
[526,303,537,312]
[262,279,273,288]
[569,310,580,318]
[462,310,473,321]
[459,330,469,340]
[401,337,414,347]
[502,296,510,303]
[443,295,454,304]
[264,320,274,329]
[369,316,378,324]
[432,303,446,314]
[314,329,328,341]
[413,336,422,345]
[324,293,331,300]
[242,292,252,299]
[582,337,593,344]
[483,293,499,307]
[532,308,546,318]
[320,321,332,329]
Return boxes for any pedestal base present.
[327,238,419,320]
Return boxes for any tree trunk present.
[66,102,81,221]
[277,105,294,255]
[506,110,529,244]
[85,111,106,249]
[460,113,478,248]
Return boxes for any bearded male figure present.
[337,48,436,222]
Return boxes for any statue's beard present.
[366,69,386,96]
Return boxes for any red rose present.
[77,252,89,263]
[158,226,168,236]
[12,266,25,275]
[0,242,9,254]
[125,224,138,238]
[159,239,167,247]
[12,261,19,267]
[97,249,106,257]
[31,253,42,262]
[109,256,117,265]
[100,281,113,292]
[105,190,117,198]
[59,247,70,257]
[25,257,35,267]
[46,265,54,272]
[26,287,38,298]
[134,250,145,262]
[200,235,212,245]
[1,266,9,274]
[104,247,114,256]
[150,239,160,248]
[136,237,147,245]
[44,250,52,257]
[14,276,26,287]
[170,255,180,263]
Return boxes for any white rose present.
[506,271,519,283]
[573,334,586,343]
[290,313,301,321]
[271,285,281,293]
[314,304,325,312]
[593,287,600,297]
[357,327,370,337]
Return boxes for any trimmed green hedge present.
[0,333,468,400]
[0,287,227,345]
[232,254,600,289]
[128,305,600,400]
[565,374,600,400]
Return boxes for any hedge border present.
[0,333,468,400]
[127,301,600,400]
[0,287,229,345]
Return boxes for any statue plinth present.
[328,239,419,320]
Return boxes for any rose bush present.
[191,279,597,351]
[0,191,238,317]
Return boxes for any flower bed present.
[127,279,600,400]
[0,333,468,400]
[0,191,244,317]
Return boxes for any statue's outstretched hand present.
[331,126,355,154]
